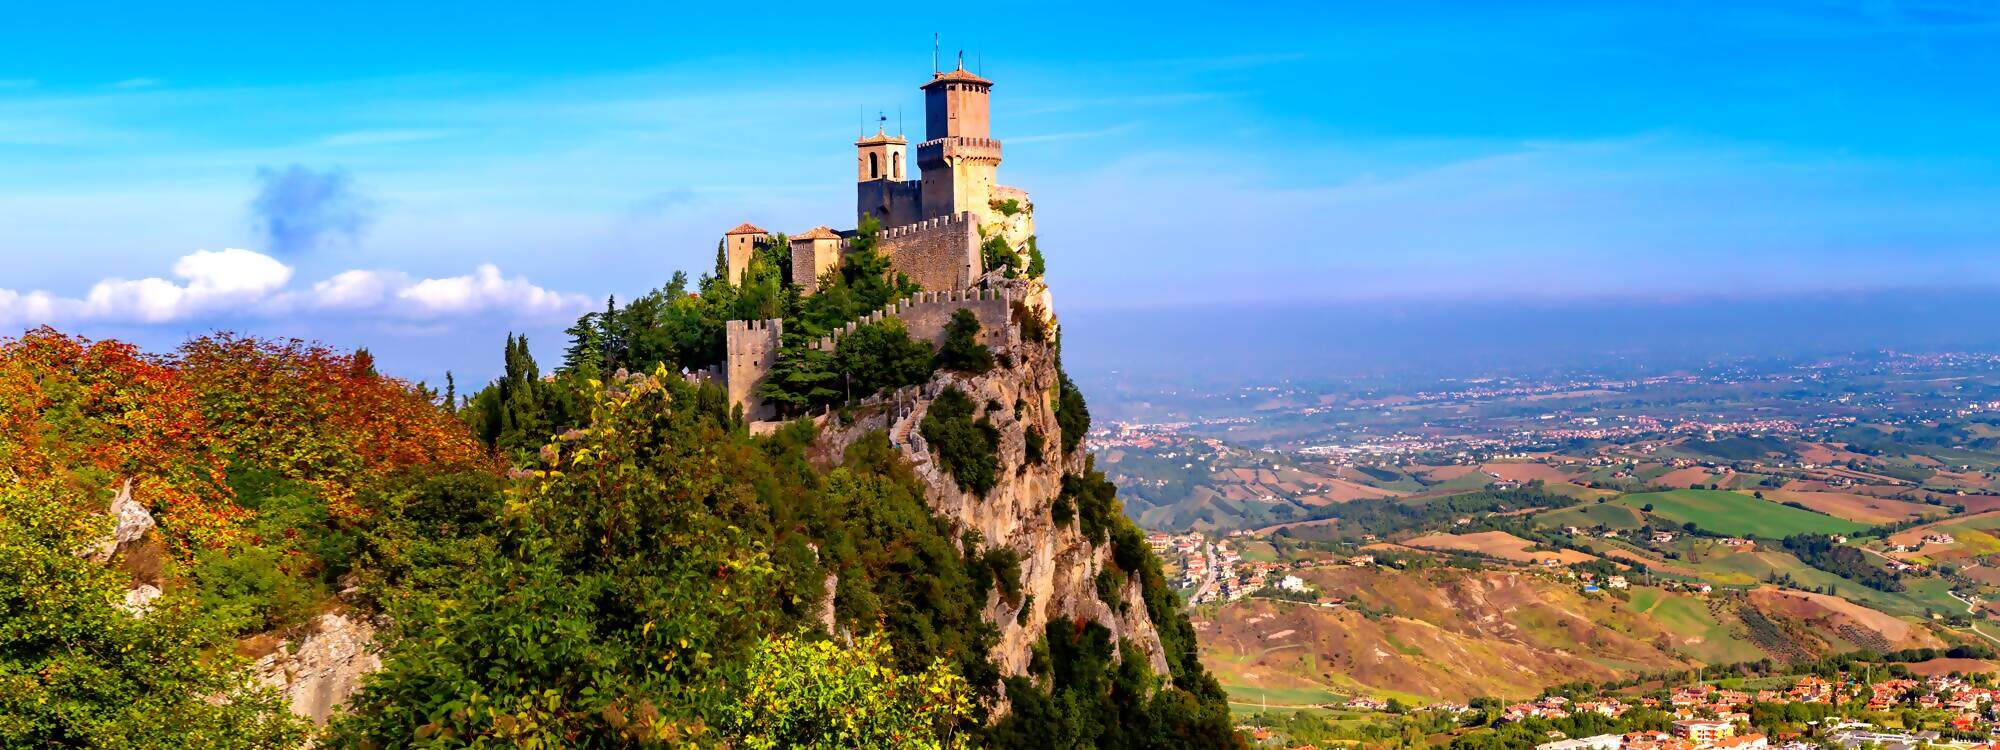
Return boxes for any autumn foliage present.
[0,327,490,552]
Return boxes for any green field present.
[1617,489,1868,538]
[1538,502,1648,531]
[1621,587,1764,665]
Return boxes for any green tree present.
[920,388,1000,496]
[333,374,781,747]
[834,319,936,397]
[0,481,307,748]
[935,309,993,374]
[724,631,973,750]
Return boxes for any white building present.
[1536,734,1624,750]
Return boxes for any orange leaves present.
[176,333,492,517]
[0,327,493,552]
[0,327,237,549]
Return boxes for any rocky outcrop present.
[81,479,154,564]
[252,612,382,725]
[814,280,1170,680]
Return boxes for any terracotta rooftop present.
[724,222,768,235]
[791,226,841,240]
[855,127,907,146]
[922,67,993,89]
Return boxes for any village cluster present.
[1515,676,2000,750]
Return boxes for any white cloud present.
[0,248,588,328]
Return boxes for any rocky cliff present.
[812,278,1172,680]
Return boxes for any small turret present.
[721,222,768,286]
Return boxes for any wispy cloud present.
[318,128,459,148]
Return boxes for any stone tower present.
[788,226,843,294]
[855,127,920,228]
[917,65,1003,225]
[724,319,783,422]
[722,223,768,286]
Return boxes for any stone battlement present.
[846,211,975,246]
[809,286,1018,353]
[916,137,1002,164]
[848,211,980,292]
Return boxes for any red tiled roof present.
[791,226,840,240]
[922,68,993,89]
[725,222,768,235]
[856,127,907,146]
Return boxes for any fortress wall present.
[845,212,979,293]
[810,287,1018,354]
[724,318,783,422]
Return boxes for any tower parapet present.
[917,67,1004,225]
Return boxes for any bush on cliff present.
[920,387,1001,497]
[834,318,936,396]
[935,308,994,374]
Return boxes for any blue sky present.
[4,2,1998,381]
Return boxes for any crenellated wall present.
[809,286,1016,353]
[724,318,783,422]
[854,211,981,293]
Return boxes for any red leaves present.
[0,327,494,552]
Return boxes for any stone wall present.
[809,286,1017,353]
[857,178,923,230]
[724,319,783,422]
[854,211,980,293]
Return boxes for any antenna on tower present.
[933,34,940,73]
[897,106,904,136]
[877,110,887,134]
[957,49,964,70]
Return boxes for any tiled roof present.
[922,68,993,88]
[725,222,768,235]
[855,127,908,146]
[791,226,840,240]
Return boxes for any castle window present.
[868,152,879,179]
[892,152,902,179]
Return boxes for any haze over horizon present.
[6,1,1999,383]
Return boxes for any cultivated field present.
[1763,490,1937,524]
[1616,489,1868,538]
[1403,531,1597,564]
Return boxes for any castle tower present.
[722,222,768,286]
[724,318,783,422]
[917,65,1003,224]
[855,126,920,228]
[788,226,844,295]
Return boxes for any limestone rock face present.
[815,284,1169,681]
[83,479,155,563]
[253,613,382,725]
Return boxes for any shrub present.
[980,235,1020,279]
[920,388,1000,496]
[833,318,936,398]
[1024,425,1046,466]
[1095,566,1125,612]
[724,631,974,750]
[1055,370,1090,455]
[935,309,994,374]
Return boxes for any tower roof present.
[921,68,993,90]
[725,222,768,236]
[791,226,841,241]
[855,126,907,146]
